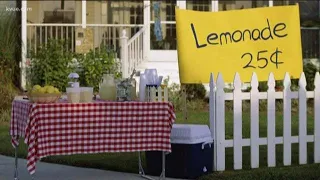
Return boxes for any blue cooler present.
[146,124,213,179]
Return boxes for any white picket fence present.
[209,72,320,171]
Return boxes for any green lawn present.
[1,111,319,180]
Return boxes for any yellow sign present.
[176,5,302,83]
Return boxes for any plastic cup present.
[80,87,93,103]
[66,87,81,103]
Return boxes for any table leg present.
[14,145,18,180]
[139,151,166,180]
[138,151,145,175]
[159,152,166,180]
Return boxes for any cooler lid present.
[170,124,213,144]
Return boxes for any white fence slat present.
[233,73,243,170]
[250,73,259,168]
[267,73,276,167]
[158,88,163,102]
[283,73,292,166]
[209,73,216,171]
[314,72,320,163]
[299,72,308,164]
[163,87,168,102]
[151,87,157,101]
[215,73,226,171]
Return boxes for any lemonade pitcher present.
[99,74,116,101]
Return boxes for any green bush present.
[27,40,121,93]
[27,39,76,91]
[303,62,318,91]
[76,46,121,92]
[0,10,21,85]
[162,76,207,111]
[0,74,18,112]
[0,109,11,122]
[183,83,206,100]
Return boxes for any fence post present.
[209,73,216,171]
[250,72,259,168]
[283,73,292,166]
[314,72,320,163]
[233,73,242,170]
[120,29,129,78]
[299,72,307,165]
[215,73,226,171]
[267,73,276,167]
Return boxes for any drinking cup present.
[66,87,81,103]
[80,87,93,103]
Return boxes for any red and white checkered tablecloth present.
[10,99,176,175]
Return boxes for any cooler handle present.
[201,141,212,149]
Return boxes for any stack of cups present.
[66,87,93,103]
[66,87,81,103]
[80,87,93,102]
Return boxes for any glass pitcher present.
[99,74,116,101]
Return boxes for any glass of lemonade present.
[66,87,81,103]
[80,87,93,103]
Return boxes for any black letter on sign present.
[274,23,287,38]
[191,23,207,48]
[220,32,232,45]
[232,30,242,43]
[261,19,274,40]
[207,33,219,45]
[252,29,261,41]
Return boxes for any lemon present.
[38,87,46,93]
[32,85,41,91]
[46,86,55,93]
[43,85,50,90]
[54,88,60,93]
[31,88,38,93]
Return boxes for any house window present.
[26,1,81,24]
[301,29,319,59]
[150,0,176,50]
[219,0,268,11]
[130,3,143,35]
[186,0,211,12]
[43,10,75,23]
[273,0,291,6]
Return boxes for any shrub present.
[0,109,11,123]
[183,84,206,100]
[162,76,207,111]
[0,74,18,112]
[27,39,76,91]
[303,62,318,91]
[27,40,122,93]
[76,46,121,92]
[0,10,21,86]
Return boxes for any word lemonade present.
[191,19,286,69]
[176,5,302,83]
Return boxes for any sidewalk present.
[0,155,187,180]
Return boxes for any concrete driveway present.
[0,155,187,180]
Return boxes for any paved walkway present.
[0,155,187,180]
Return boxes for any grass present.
[0,110,319,180]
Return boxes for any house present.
[14,0,320,89]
